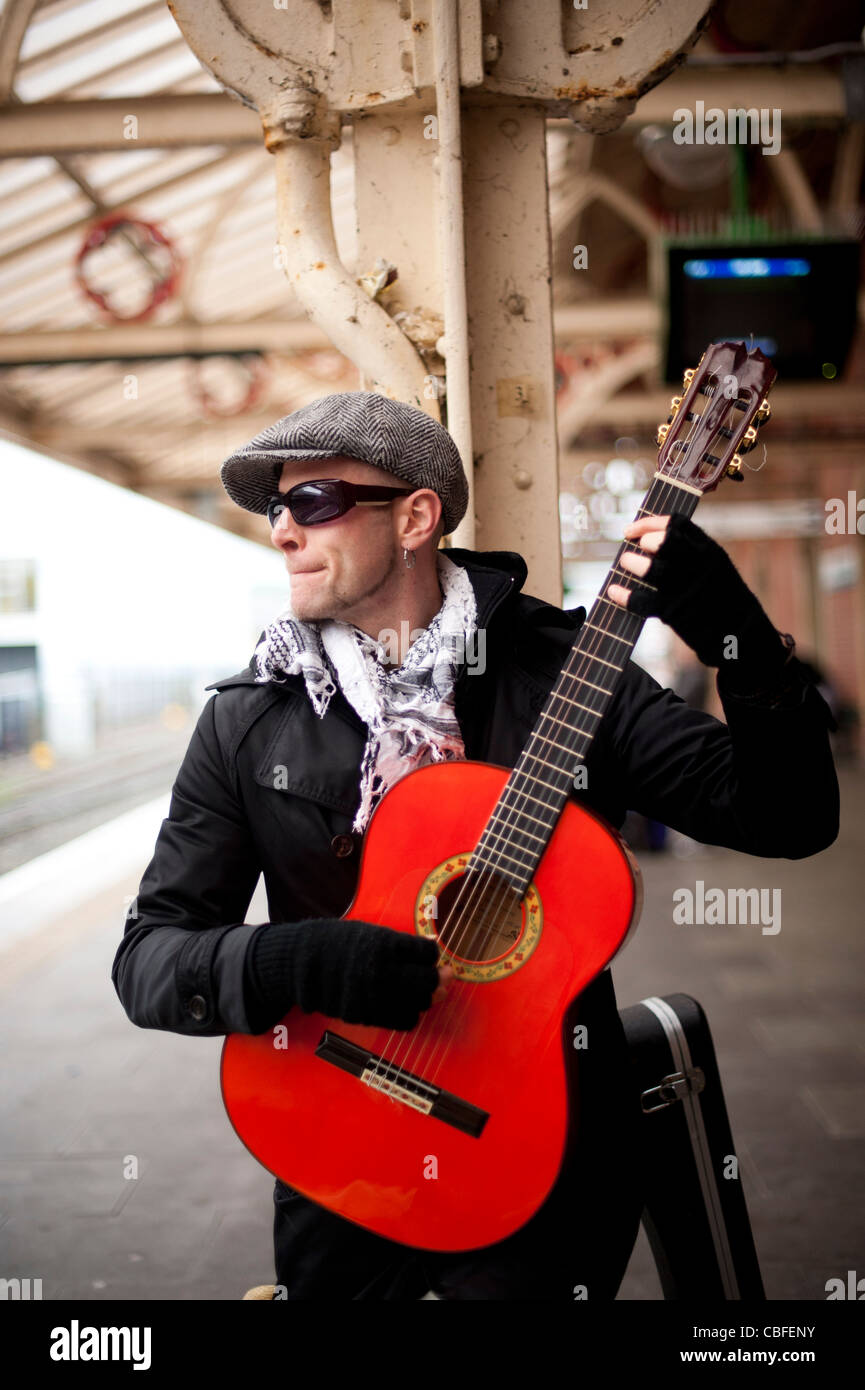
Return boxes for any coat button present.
[330,834,355,858]
[188,995,207,1021]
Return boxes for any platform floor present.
[0,767,862,1301]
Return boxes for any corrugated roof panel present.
[19,0,159,62]
[1,256,90,322]
[19,1,169,73]
[0,168,89,236]
[62,44,207,101]
[17,9,192,101]
[85,146,255,201]
[0,155,58,197]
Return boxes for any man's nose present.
[270,509,305,549]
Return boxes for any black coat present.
[111,544,838,1117]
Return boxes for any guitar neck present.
[469,473,701,894]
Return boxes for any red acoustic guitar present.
[221,342,776,1251]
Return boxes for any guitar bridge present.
[361,1067,434,1114]
[315,1030,489,1138]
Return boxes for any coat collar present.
[205,547,528,696]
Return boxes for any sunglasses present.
[266,478,415,528]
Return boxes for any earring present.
[403,548,416,570]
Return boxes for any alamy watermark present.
[673,881,782,935]
[374,622,486,674]
[825,493,865,535]
[49,1321,151,1370]
[673,102,781,157]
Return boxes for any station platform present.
[1,767,862,1301]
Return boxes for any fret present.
[609,566,657,590]
[489,783,561,822]
[488,801,558,833]
[515,768,568,795]
[530,726,595,753]
[559,695,599,718]
[557,678,612,698]
[570,651,622,673]
[519,729,592,763]
[469,851,522,883]
[583,621,632,644]
[518,746,579,774]
[495,785,565,813]
[472,842,536,874]
[595,596,643,617]
[481,819,547,848]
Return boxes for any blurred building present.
[0,439,287,758]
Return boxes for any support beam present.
[23,379,865,461]
[767,149,823,230]
[0,318,331,365]
[0,61,849,159]
[556,341,660,441]
[0,300,663,365]
[624,64,847,125]
[0,94,262,156]
[0,0,39,104]
[461,103,562,602]
[831,122,865,210]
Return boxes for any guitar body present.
[221,759,641,1252]
[220,339,776,1254]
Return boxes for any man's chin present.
[290,602,326,623]
[287,574,330,623]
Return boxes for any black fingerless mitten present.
[625,513,789,692]
[243,917,440,1034]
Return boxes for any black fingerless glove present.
[243,918,441,1034]
[625,513,790,693]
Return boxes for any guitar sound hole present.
[432,870,525,963]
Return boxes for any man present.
[112,390,839,1301]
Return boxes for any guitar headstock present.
[657,341,777,494]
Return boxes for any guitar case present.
[618,992,766,1300]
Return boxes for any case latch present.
[641,1066,706,1113]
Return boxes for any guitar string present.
[367,379,744,1094]
[374,388,728,1095]
[365,501,679,1094]
[371,381,728,1094]
[412,386,762,1093]
[404,462,699,1090]
[409,382,749,1091]
[411,384,759,1091]
[369,472,677,1097]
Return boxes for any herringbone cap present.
[220,391,469,535]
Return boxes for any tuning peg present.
[739,425,759,453]
[726,454,744,481]
[657,421,670,446]
[683,368,695,389]
[755,397,772,425]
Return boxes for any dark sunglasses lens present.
[267,483,346,527]
[291,483,344,525]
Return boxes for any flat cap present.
[219,390,469,536]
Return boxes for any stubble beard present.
[289,544,400,627]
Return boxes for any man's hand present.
[245,918,446,1033]
[607,514,669,605]
[605,512,790,691]
[433,962,456,1002]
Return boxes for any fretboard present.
[469,474,700,893]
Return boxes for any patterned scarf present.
[251,551,478,834]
